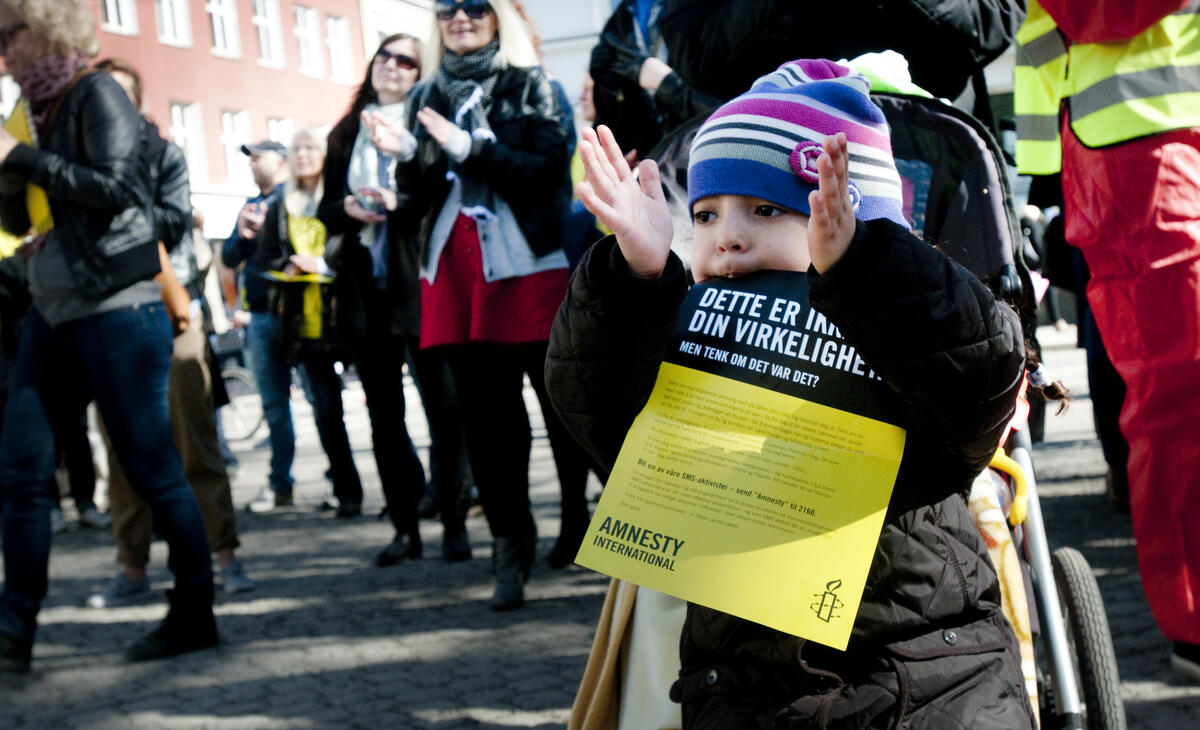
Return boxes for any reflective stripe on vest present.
[1015,0,1067,174]
[1067,9,1200,146]
[1017,1,1200,174]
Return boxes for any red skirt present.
[420,213,568,349]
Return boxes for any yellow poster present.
[2,98,52,235]
[575,271,906,650]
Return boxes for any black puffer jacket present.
[546,223,1035,728]
[0,72,157,300]
[393,65,570,261]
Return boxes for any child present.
[546,59,1035,728]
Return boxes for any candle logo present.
[812,579,843,623]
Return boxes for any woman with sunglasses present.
[385,0,589,610]
[0,0,215,671]
[318,33,473,566]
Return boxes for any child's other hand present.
[575,125,672,278]
[807,133,856,274]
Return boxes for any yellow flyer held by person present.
[575,270,906,650]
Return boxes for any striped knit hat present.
[687,59,907,228]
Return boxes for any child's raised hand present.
[576,125,673,278]
[807,133,857,274]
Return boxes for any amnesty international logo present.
[811,579,843,622]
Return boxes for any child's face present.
[690,194,812,282]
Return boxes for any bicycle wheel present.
[1051,547,1126,730]
[220,366,264,442]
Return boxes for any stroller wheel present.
[1050,547,1126,730]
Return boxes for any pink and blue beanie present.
[687,58,907,228]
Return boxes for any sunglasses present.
[435,0,493,21]
[0,20,28,54]
[374,48,419,70]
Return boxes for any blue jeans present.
[243,312,294,495]
[0,304,213,642]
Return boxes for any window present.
[252,0,286,68]
[100,0,139,36]
[169,102,208,183]
[325,16,354,83]
[206,0,241,58]
[155,0,192,46]
[293,5,325,77]
[267,117,294,148]
[220,110,253,183]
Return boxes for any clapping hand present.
[344,195,387,224]
[286,254,323,275]
[416,107,471,161]
[361,110,415,158]
[806,133,857,274]
[575,125,673,278]
[356,187,396,213]
[236,201,267,240]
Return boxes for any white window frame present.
[169,101,208,184]
[99,0,139,36]
[252,0,286,69]
[267,117,294,148]
[293,5,325,78]
[155,0,192,47]
[324,15,355,84]
[205,0,242,59]
[220,110,253,184]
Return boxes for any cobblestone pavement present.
[1,325,1198,728]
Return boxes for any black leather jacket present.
[0,72,158,300]
[395,65,571,262]
[143,119,200,291]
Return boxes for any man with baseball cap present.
[220,140,295,513]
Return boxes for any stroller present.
[649,89,1124,730]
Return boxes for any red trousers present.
[1062,123,1200,644]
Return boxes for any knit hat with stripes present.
[687,58,907,228]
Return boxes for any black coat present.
[0,72,158,300]
[658,0,1025,103]
[589,0,722,156]
[254,199,341,365]
[318,121,421,340]
[394,65,571,262]
[545,224,1035,728]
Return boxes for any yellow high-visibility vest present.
[1015,0,1200,174]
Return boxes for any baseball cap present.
[240,140,288,158]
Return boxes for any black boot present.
[376,532,422,566]
[442,528,472,563]
[0,631,32,674]
[125,588,218,662]
[490,537,525,611]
